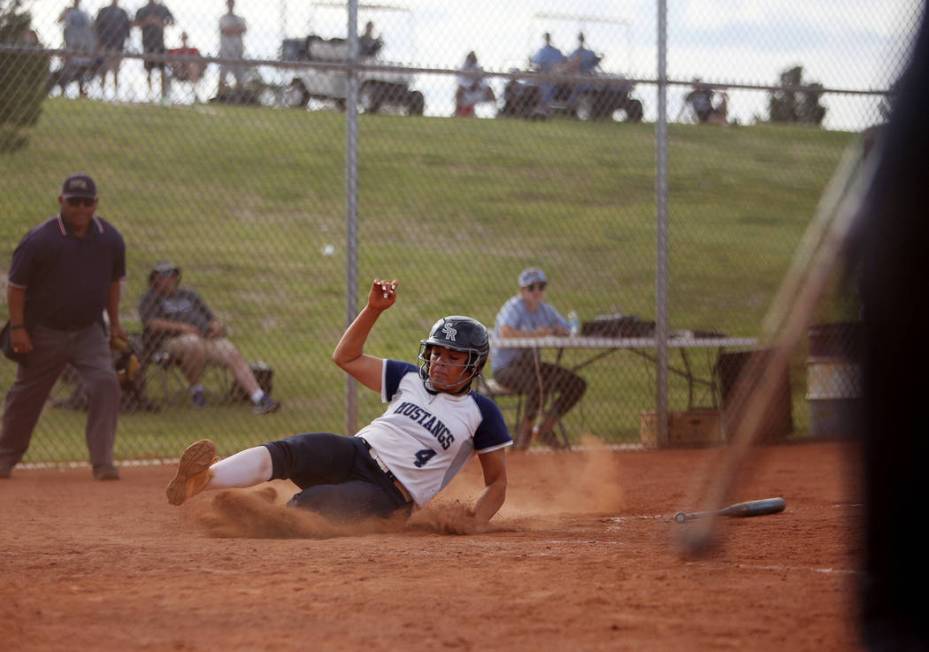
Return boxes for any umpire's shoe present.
[166,439,218,506]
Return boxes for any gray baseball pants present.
[0,324,119,470]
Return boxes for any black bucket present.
[715,349,793,443]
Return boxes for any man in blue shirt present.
[491,267,586,449]
[568,32,601,74]
[0,174,126,480]
[530,32,566,109]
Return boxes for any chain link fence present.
[0,0,922,465]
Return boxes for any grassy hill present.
[0,99,857,462]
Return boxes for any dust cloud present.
[195,440,627,539]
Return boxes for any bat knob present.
[673,512,687,524]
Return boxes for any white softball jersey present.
[355,360,512,506]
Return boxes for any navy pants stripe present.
[264,433,410,521]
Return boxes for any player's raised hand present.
[368,279,398,311]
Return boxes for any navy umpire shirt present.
[8,215,126,331]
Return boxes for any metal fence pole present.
[655,0,670,447]
[345,0,359,435]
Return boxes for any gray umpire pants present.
[0,324,120,470]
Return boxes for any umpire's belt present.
[359,438,414,504]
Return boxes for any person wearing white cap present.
[490,267,587,449]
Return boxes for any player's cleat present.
[166,439,218,506]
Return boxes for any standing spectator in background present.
[454,51,495,117]
[491,267,586,450]
[530,32,566,109]
[0,174,126,481]
[359,20,383,57]
[138,262,280,415]
[134,0,175,102]
[57,0,96,97]
[94,0,131,96]
[217,0,247,97]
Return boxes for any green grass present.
[0,99,857,462]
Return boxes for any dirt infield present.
[0,440,861,651]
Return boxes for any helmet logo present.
[442,322,458,342]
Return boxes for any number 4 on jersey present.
[414,449,437,468]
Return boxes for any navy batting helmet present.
[418,315,489,391]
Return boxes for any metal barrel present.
[806,322,863,438]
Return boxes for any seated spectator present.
[530,32,566,109]
[138,262,280,414]
[491,268,586,450]
[454,51,496,117]
[680,78,729,125]
[567,32,601,74]
[359,20,383,58]
[167,32,206,102]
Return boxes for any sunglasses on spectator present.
[525,282,547,291]
[65,197,96,207]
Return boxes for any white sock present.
[208,446,273,489]
[250,389,265,404]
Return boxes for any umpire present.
[0,174,127,481]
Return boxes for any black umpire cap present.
[61,173,97,199]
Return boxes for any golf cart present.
[501,66,643,122]
[281,34,424,115]
[500,13,643,122]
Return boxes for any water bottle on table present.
[567,310,580,337]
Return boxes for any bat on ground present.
[673,497,786,524]
[677,140,877,557]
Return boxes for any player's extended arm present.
[332,279,398,392]
[471,449,507,523]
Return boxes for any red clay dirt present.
[0,439,862,651]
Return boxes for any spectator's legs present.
[70,324,120,470]
[496,360,586,448]
[0,327,71,470]
[160,67,170,101]
[217,65,228,96]
[165,334,208,384]
[203,338,261,397]
[494,357,545,448]
[539,363,587,419]
[534,363,586,446]
[113,59,122,96]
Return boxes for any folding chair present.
[476,376,571,450]
[138,332,233,409]
[476,376,524,433]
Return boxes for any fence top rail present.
[490,336,759,349]
[0,44,894,97]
